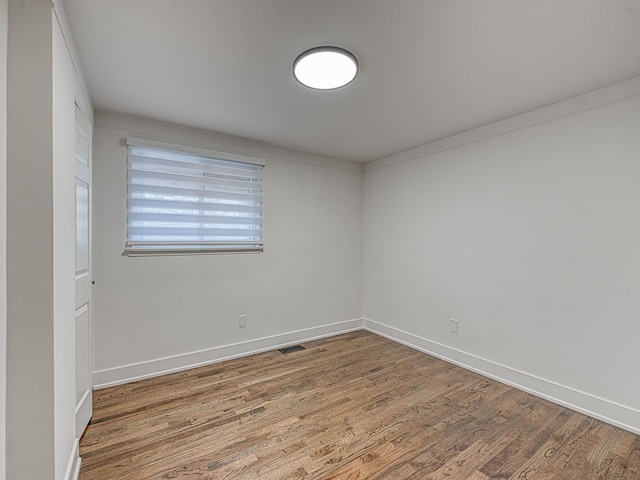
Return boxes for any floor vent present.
[278,344,305,354]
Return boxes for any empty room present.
[2,1,640,479]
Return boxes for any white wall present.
[0,0,8,477]
[7,1,56,477]
[92,113,363,386]
[363,80,640,433]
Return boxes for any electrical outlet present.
[450,318,459,333]
[239,314,247,328]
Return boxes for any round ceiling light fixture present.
[293,46,359,90]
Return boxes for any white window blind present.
[125,138,264,256]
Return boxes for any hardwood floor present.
[79,331,640,479]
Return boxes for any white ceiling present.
[62,0,640,163]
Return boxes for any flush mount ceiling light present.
[293,46,359,90]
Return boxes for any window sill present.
[123,245,264,257]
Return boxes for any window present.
[125,137,264,256]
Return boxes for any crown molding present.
[365,76,640,173]
[95,111,363,173]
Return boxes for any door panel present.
[75,180,91,309]
[75,104,92,437]
[75,304,91,437]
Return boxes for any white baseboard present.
[64,439,81,480]
[93,317,640,435]
[93,318,364,389]
[363,318,640,436]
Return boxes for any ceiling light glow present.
[293,47,358,90]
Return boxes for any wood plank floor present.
[79,331,640,479]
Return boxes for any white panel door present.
[75,104,93,437]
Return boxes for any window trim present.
[124,137,265,257]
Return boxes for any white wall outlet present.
[450,318,459,333]
[239,314,247,328]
